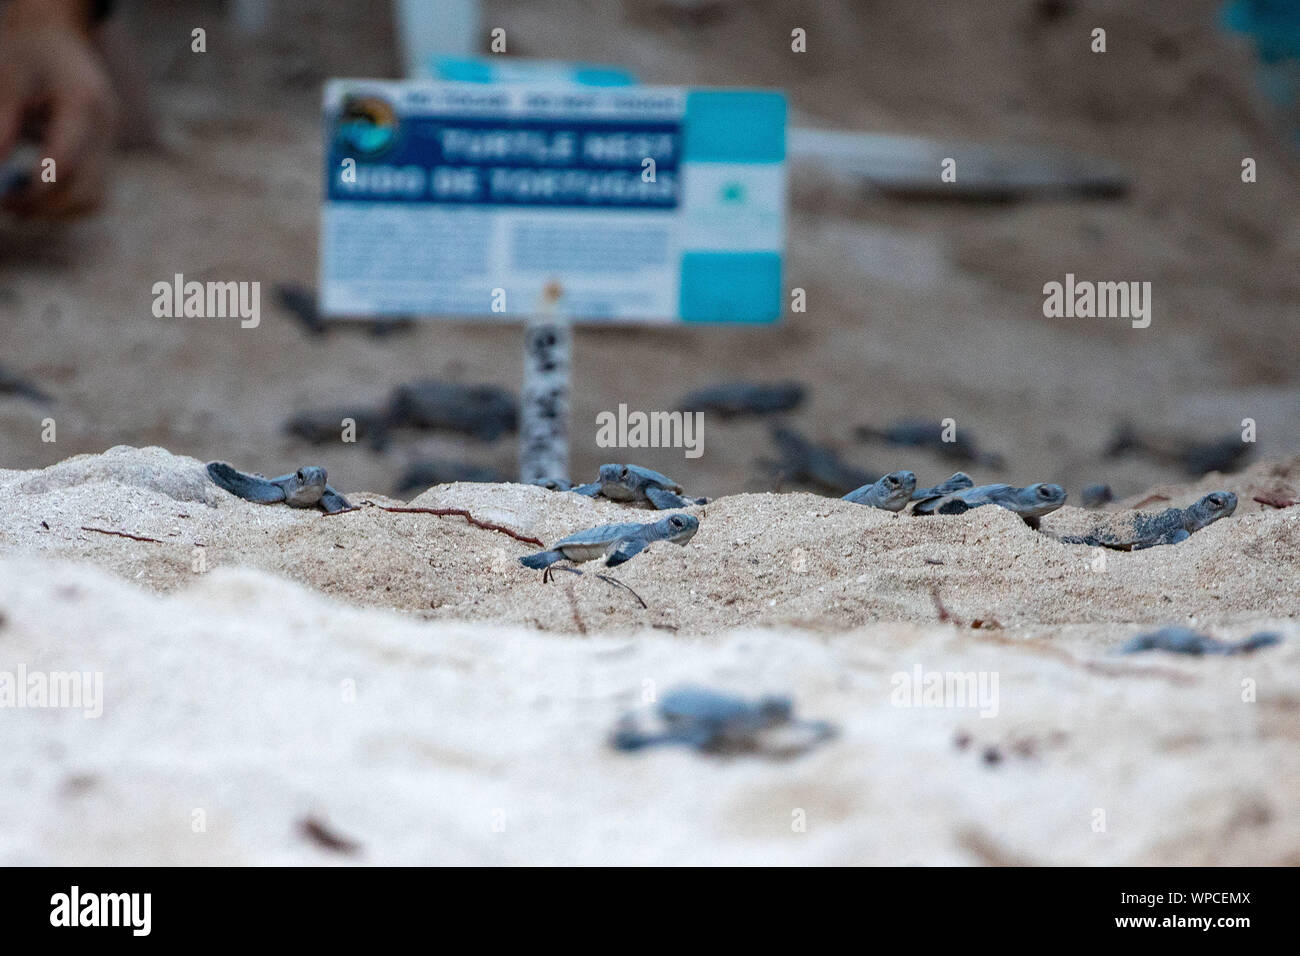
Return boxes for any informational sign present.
[319,80,786,323]
[428,55,637,88]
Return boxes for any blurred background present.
[1,0,1297,501]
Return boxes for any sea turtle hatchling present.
[1081,483,1114,509]
[910,471,973,501]
[611,686,836,757]
[1056,491,1237,550]
[842,470,917,511]
[573,464,707,509]
[518,512,699,578]
[677,381,806,419]
[284,405,390,450]
[0,362,51,404]
[761,426,879,495]
[1118,626,1281,656]
[206,462,353,514]
[395,460,506,495]
[912,482,1067,529]
[855,420,1004,469]
[530,477,575,491]
[384,379,518,442]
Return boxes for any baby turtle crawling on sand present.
[1057,491,1236,550]
[385,380,518,442]
[530,477,575,491]
[911,471,973,501]
[1081,483,1114,509]
[284,405,390,450]
[573,464,707,509]
[855,420,1004,468]
[843,470,917,511]
[1119,626,1281,656]
[519,513,699,580]
[912,482,1067,529]
[762,426,879,495]
[395,460,506,494]
[611,687,835,757]
[207,462,353,514]
[0,363,51,404]
[677,381,806,419]
[1105,423,1252,477]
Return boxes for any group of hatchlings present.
[517,463,1240,576]
[200,458,1251,758]
[203,459,1239,579]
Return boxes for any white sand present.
[0,446,1296,864]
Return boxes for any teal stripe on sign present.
[679,252,783,323]
[683,91,786,164]
[571,67,637,86]
[432,56,495,83]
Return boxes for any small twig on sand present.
[933,588,1004,630]
[349,500,545,547]
[80,526,164,544]
[595,573,648,610]
[565,583,588,635]
[931,587,959,625]
[1253,493,1296,510]
[297,816,361,855]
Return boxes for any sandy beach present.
[0,446,1297,865]
[0,0,1296,868]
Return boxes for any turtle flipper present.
[570,482,601,497]
[319,485,354,514]
[610,727,711,752]
[611,727,675,751]
[520,549,564,570]
[645,486,690,510]
[1136,528,1189,550]
[910,495,945,515]
[207,462,287,504]
[605,535,650,568]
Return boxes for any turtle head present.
[658,512,699,545]
[878,470,917,508]
[286,466,328,505]
[597,463,639,499]
[757,695,794,725]
[530,477,570,491]
[1022,483,1067,516]
[1191,491,1237,526]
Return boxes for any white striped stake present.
[519,282,571,484]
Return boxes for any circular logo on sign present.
[335,95,399,158]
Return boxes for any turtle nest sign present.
[319,80,786,324]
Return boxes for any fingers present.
[0,98,22,164]
[0,58,33,165]
[5,82,116,218]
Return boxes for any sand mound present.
[1,446,1296,640]
[2,446,1297,864]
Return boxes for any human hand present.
[0,0,119,218]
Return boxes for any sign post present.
[519,282,571,483]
